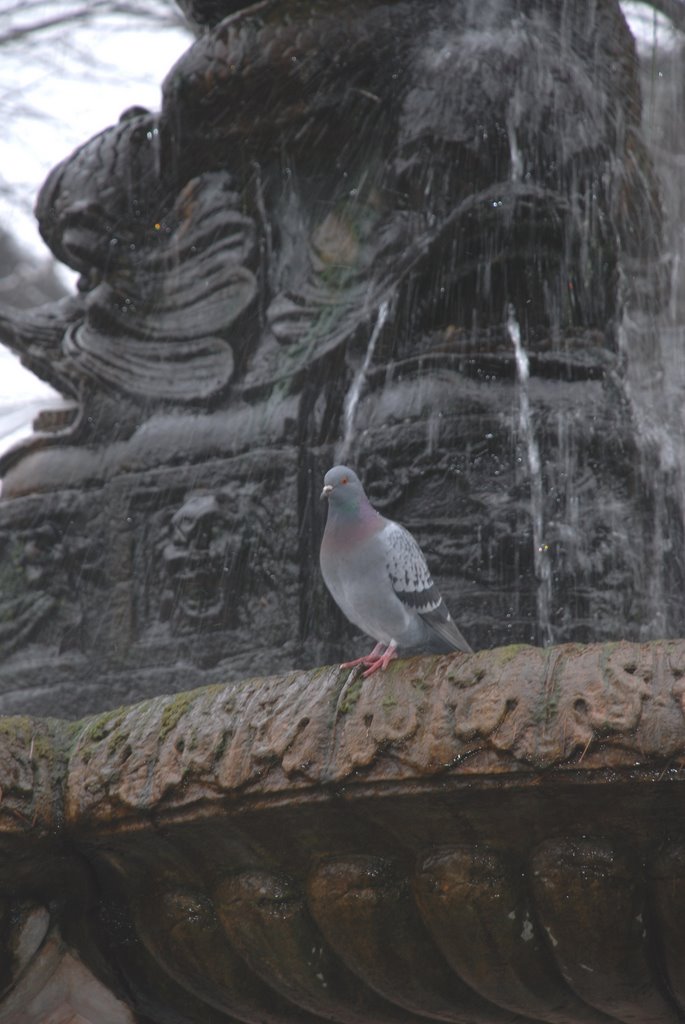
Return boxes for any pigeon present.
[320,465,472,677]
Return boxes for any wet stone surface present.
[0,0,681,717]
[0,2,683,1021]
[0,641,684,1022]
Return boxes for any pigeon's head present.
[321,465,368,510]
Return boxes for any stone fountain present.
[0,0,684,1020]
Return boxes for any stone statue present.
[6,0,662,419]
[0,7,683,1019]
[0,0,680,718]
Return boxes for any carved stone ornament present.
[1,641,685,1023]
[18,0,658,420]
[0,0,682,713]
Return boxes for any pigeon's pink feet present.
[362,643,397,678]
[340,642,385,670]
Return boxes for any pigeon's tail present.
[420,604,473,653]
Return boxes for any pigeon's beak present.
[321,484,333,499]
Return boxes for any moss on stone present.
[107,729,131,758]
[339,677,363,713]
[0,716,35,743]
[0,717,65,772]
[159,692,195,743]
[83,710,125,745]
[493,644,532,665]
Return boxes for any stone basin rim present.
[59,763,685,841]
[1,639,684,837]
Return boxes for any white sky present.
[0,4,191,260]
[0,1,680,458]
[0,3,191,453]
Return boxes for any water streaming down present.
[507,307,554,646]
[618,4,685,638]
[337,299,391,464]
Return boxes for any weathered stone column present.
[1,640,685,1023]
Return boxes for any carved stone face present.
[161,493,228,627]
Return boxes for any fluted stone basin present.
[1,639,685,1023]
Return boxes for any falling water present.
[615,5,685,638]
[337,299,390,462]
[506,100,524,183]
[507,307,554,645]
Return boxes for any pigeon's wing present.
[384,521,472,653]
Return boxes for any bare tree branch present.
[0,0,191,269]
[0,1,187,48]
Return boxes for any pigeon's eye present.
[341,476,348,484]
